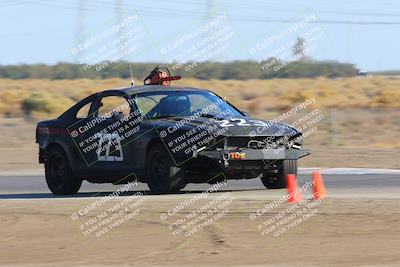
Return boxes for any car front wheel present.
[146,144,185,194]
[261,160,297,189]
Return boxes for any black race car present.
[36,82,310,195]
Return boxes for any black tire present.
[261,160,297,189]
[146,144,186,194]
[45,147,82,195]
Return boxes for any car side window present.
[97,96,130,118]
[76,101,92,119]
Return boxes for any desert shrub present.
[371,89,400,108]
[21,92,74,118]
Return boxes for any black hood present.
[149,116,300,137]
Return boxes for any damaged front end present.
[185,134,310,181]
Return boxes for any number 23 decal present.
[217,118,269,127]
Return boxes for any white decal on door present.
[97,133,124,161]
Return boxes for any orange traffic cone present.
[287,174,303,203]
[312,171,327,199]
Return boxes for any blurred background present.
[0,0,399,171]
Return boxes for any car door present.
[65,94,100,175]
[86,91,139,179]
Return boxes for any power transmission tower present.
[206,0,216,20]
[115,0,127,61]
[75,0,86,63]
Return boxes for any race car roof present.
[115,85,208,95]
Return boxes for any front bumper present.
[185,148,310,180]
[198,148,310,161]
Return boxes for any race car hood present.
[150,116,300,137]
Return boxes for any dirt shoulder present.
[0,196,399,266]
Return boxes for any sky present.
[0,0,400,71]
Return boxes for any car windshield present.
[133,90,244,119]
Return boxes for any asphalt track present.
[0,168,399,199]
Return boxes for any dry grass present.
[0,76,400,118]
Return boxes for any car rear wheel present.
[261,160,297,189]
[146,144,185,194]
[45,147,82,195]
